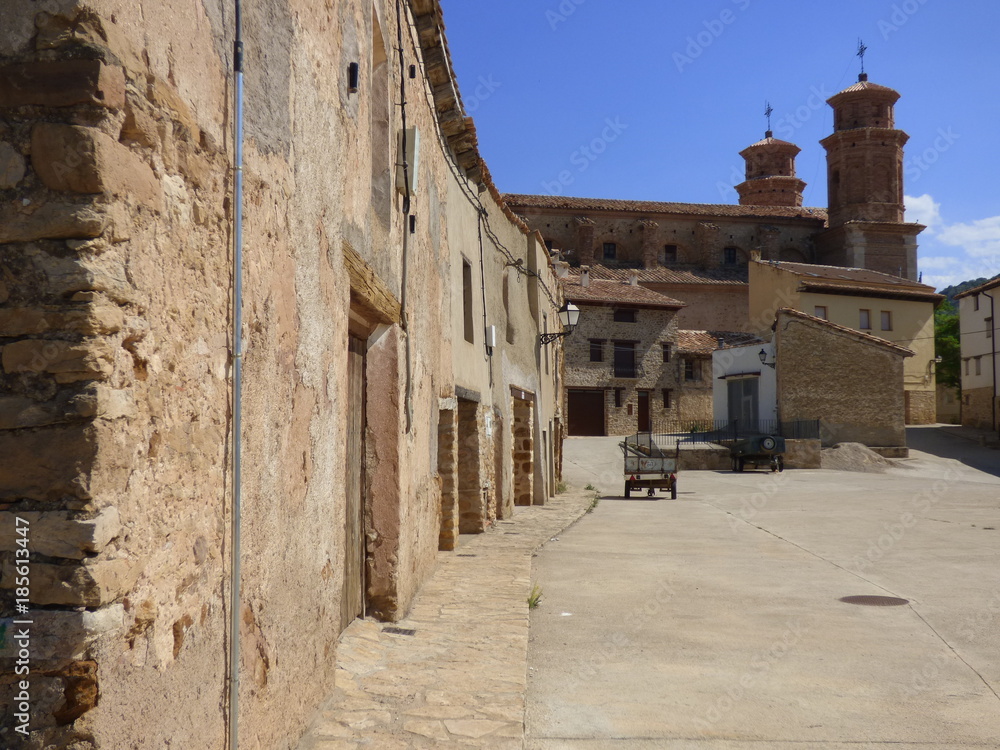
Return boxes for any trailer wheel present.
[624,481,631,498]
[671,481,678,500]
[777,456,785,473]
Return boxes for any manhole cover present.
[839,595,909,607]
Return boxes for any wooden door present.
[342,335,366,629]
[567,389,606,436]
[637,390,651,432]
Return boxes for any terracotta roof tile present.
[561,277,684,309]
[578,264,748,286]
[676,330,764,354]
[503,193,828,222]
[757,260,942,301]
[776,308,914,356]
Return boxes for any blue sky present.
[439,0,1000,292]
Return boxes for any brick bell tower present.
[736,131,806,208]
[816,73,923,280]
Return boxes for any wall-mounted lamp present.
[758,348,776,369]
[347,62,359,94]
[539,302,580,345]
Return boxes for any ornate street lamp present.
[539,302,580,345]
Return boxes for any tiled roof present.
[575,264,748,286]
[757,260,942,301]
[743,135,799,150]
[833,79,899,98]
[561,277,685,309]
[954,275,1000,299]
[776,308,915,356]
[503,193,828,222]
[676,330,764,355]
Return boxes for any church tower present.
[736,131,806,207]
[816,73,922,280]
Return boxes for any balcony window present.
[859,309,871,330]
[603,242,617,261]
[881,310,892,331]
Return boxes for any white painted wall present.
[712,342,778,426]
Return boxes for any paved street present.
[528,429,1000,748]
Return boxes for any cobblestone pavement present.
[296,488,595,750]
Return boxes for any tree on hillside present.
[934,302,961,389]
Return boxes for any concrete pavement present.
[529,432,1000,748]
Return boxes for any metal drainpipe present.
[984,290,998,436]
[228,1,244,748]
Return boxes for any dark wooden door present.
[637,390,651,432]
[567,389,606,436]
[342,335,366,629]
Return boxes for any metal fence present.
[647,418,821,446]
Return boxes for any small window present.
[684,359,700,381]
[975,357,982,376]
[661,388,672,408]
[723,247,738,265]
[589,339,604,362]
[613,308,637,323]
[662,342,671,363]
[462,260,474,343]
[964,358,970,376]
[859,309,871,330]
[881,311,892,331]
[814,305,828,320]
[974,295,980,311]
[987,317,994,339]
[662,244,678,264]
[614,388,623,408]
[603,242,617,260]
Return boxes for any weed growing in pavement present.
[528,584,543,609]
[556,480,568,494]
[586,494,600,513]
[585,483,596,490]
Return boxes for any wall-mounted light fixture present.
[758,348,776,369]
[347,62,359,94]
[539,302,580,345]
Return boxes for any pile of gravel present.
[820,442,901,473]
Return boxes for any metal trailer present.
[620,432,679,499]
[728,434,786,472]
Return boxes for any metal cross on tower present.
[857,38,868,75]
[764,101,773,133]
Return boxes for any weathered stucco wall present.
[0,1,562,748]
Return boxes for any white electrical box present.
[485,325,497,349]
[396,127,420,195]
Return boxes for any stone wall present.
[962,386,996,431]
[905,388,936,426]
[776,312,909,447]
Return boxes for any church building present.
[506,73,943,435]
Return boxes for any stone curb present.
[297,487,595,749]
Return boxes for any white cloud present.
[937,215,1000,259]
[904,193,941,232]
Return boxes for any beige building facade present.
[749,260,942,424]
[955,278,1000,431]
[0,2,562,748]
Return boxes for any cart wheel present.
[671,482,677,500]
[624,481,631,498]
[647,487,655,498]
[771,457,778,473]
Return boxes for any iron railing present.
[647,418,821,446]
